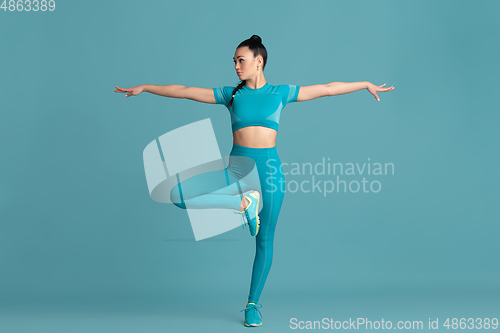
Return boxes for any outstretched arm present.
[114,84,217,103]
[297,81,394,102]
[114,84,185,98]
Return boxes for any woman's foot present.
[239,196,250,212]
[235,191,260,236]
[240,302,263,327]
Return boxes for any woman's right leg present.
[169,157,254,211]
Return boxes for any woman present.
[115,34,394,327]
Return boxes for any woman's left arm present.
[297,81,394,102]
[329,81,394,101]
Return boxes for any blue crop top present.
[212,83,300,132]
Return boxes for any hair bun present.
[250,35,262,44]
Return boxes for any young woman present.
[114,34,394,327]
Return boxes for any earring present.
[257,66,259,70]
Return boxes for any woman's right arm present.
[115,84,216,104]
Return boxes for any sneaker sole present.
[244,322,262,327]
[249,191,260,236]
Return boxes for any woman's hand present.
[114,85,145,97]
[366,82,394,101]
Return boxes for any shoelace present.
[233,210,247,229]
[240,302,263,322]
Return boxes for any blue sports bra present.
[213,83,300,132]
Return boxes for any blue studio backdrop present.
[0,0,499,332]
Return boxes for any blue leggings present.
[170,143,285,304]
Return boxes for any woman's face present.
[233,46,261,80]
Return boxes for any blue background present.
[1,0,498,332]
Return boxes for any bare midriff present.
[232,126,277,148]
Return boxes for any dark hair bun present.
[250,35,262,44]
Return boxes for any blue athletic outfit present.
[170,82,300,304]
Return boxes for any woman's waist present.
[230,143,277,154]
[232,126,277,148]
